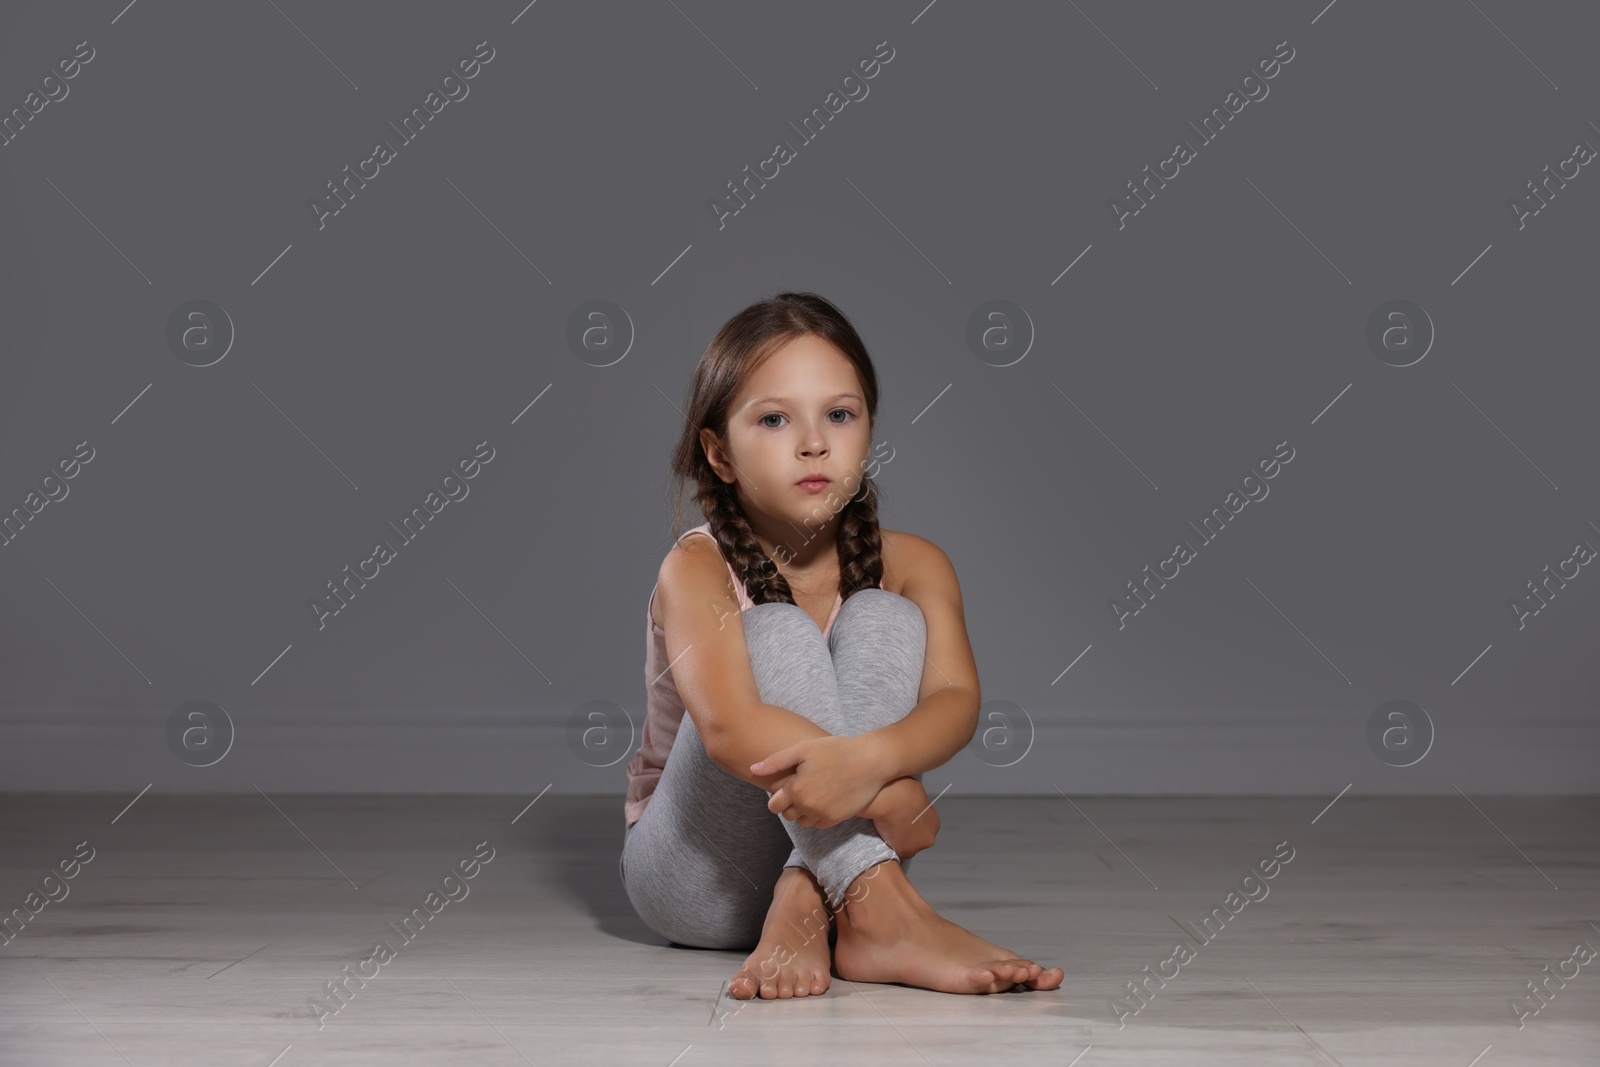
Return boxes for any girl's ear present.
[699,428,732,482]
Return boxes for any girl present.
[621,292,1064,999]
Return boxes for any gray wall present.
[1,1,1595,797]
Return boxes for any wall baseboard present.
[2,705,1595,794]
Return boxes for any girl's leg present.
[754,588,928,910]
[821,593,1067,994]
[620,588,926,947]
[621,709,797,950]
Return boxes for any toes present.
[1028,966,1065,990]
[729,972,758,1000]
[986,958,1038,990]
[991,955,1059,991]
[980,969,1014,993]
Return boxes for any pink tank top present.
[623,522,843,828]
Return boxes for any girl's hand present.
[862,777,940,860]
[753,734,890,829]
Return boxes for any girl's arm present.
[858,536,982,783]
[752,536,980,826]
[657,535,873,798]
[862,776,940,859]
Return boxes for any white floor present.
[0,793,1595,1066]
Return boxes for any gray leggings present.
[621,588,928,950]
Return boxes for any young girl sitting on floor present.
[621,291,1064,999]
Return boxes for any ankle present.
[837,859,928,930]
[773,866,824,902]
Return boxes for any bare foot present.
[832,859,1065,994]
[728,866,834,999]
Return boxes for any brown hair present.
[667,291,885,606]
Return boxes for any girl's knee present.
[832,588,925,646]
[841,587,922,624]
[741,605,839,696]
[742,601,826,645]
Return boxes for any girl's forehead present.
[740,343,859,397]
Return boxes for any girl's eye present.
[759,409,852,429]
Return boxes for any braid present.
[835,477,885,599]
[695,468,887,606]
[704,479,795,605]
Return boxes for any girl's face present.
[701,333,871,547]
